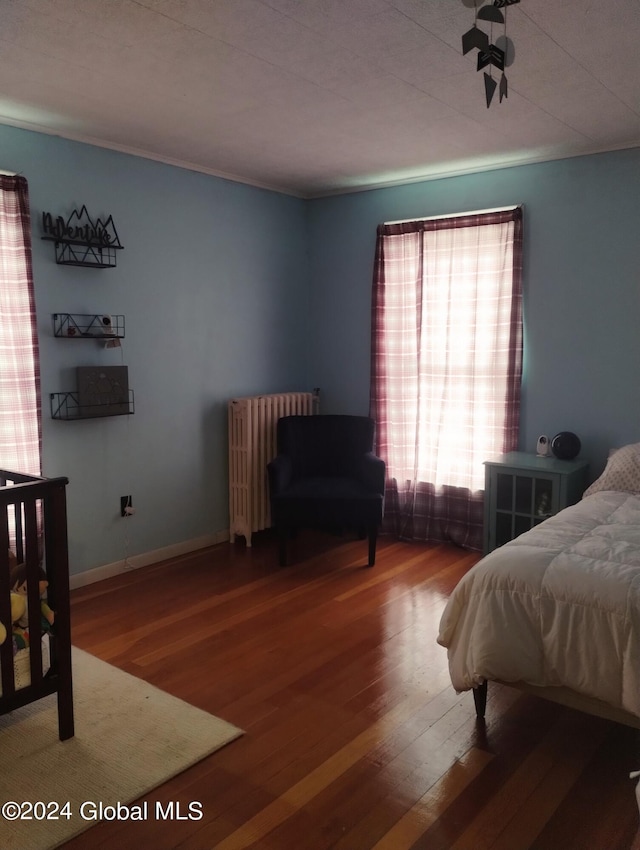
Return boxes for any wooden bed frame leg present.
[473,680,488,719]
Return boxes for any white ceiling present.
[1,0,639,197]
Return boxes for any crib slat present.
[44,479,74,740]
[24,497,43,688]
[0,515,15,698]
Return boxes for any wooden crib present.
[0,469,73,740]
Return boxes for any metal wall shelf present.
[41,207,124,268]
[43,241,122,268]
[53,313,125,339]
[50,390,135,420]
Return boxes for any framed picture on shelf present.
[76,366,129,417]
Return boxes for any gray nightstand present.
[483,452,589,554]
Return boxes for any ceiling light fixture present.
[461,0,520,108]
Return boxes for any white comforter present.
[437,491,640,719]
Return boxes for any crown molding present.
[2,115,638,201]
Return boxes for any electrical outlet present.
[120,495,132,517]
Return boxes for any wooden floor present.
[65,531,640,850]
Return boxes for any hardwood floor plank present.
[529,721,640,850]
[334,546,475,603]
[214,687,444,849]
[272,707,491,850]
[370,748,494,850]
[453,712,608,850]
[62,536,640,850]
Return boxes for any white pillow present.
[583,442,640,497]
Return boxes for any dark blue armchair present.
[267,415,385,567]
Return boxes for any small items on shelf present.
[51,366,133,420]
[51,317,131,419]
[535,492,551,516]
[53,313,125,339]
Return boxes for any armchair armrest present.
[356,452,386,496]
[267,454,293,496]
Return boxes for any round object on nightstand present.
[551,432,581,460]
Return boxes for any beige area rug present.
[0,647,243,850]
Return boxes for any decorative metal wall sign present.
[41,205,124,268]
[461,0,520,108]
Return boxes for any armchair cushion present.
[274,476,382,527]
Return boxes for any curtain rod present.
[385,204,522,225]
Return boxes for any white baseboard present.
[69,530,230,590]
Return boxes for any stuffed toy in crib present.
[2,552,54,690]
[0,592,27,654]
[9,561,55,636]
[2,551,28,650]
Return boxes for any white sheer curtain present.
[0,175,41,476]
[371,207,523,550]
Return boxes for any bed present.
[0,469,74,740]
[437,443,640,729]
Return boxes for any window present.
[370,206,523,550]
[0,175,41,477]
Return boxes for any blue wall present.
[307,149,640,480]
[2,121,638,577]
[1,124,310,575]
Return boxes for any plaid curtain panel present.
[0,175,42,476]
[370,208,523,551]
